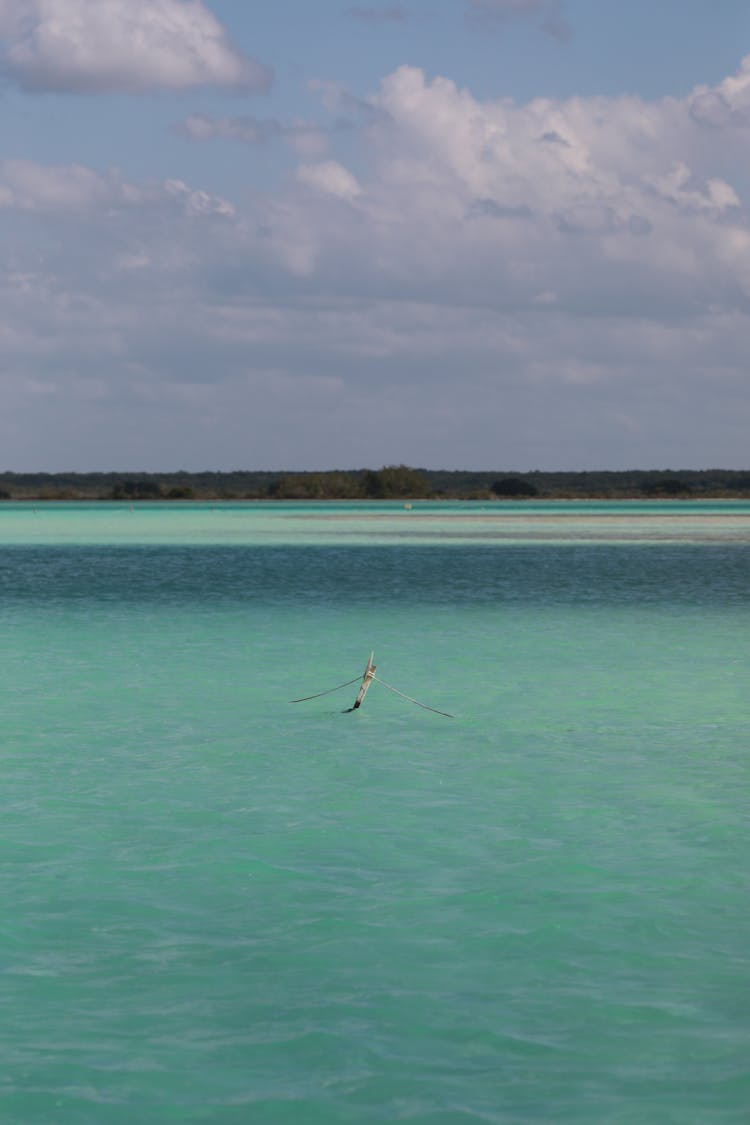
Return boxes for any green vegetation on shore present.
[1,466,750,501]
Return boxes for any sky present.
[1,0,750,472]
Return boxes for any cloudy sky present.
[1,0,749,471]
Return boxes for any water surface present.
[2,504,749,1122]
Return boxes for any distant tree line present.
[1,466,749,501]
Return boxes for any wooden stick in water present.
[347,651,376,711]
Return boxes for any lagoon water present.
[2,502,749,1123]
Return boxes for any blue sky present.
[1,0,749,471]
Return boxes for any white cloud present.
[0,0,271,93]
[180,113,329,158]
[323,64,747,308]
[182,114,265,144]
[690,54,750,128]
[296,161,362,201]
[2,56,750,469]
[644,162,739,215]
[163,178,235,217]
[0,158,234,216]
[0,159,125,210]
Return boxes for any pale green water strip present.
[1,501,749,546]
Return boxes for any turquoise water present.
[2,504,749,1122]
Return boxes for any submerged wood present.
[290,651,453,717]
[349,651,376,711]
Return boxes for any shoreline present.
[2,493,750,504]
